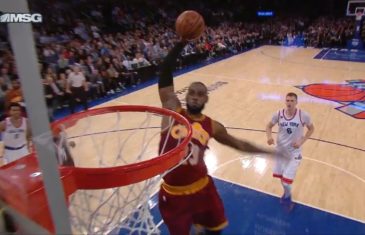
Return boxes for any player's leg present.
[272,150,293,201]
[273,151,285,181]
[158,187,193,235]
[3,146,28,164]
[192,176,228,235]
[280,153,302,210]
[282,153,301,198]
[3,149,11,164]
[18,146,30,158]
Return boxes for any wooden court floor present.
[1,46,365,230]
[94,45,365,223]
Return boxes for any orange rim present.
[52,105,193,189]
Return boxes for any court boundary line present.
[150,153,365,233]
[106,123,365,233]
[225,127,365,153]
[259,46,365,72]
[212,173,365,224]
[67,126,365,153]
[320,48,332,60]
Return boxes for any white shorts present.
[273,148,302,184]
[3,145,29,164]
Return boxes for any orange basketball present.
[175,10,205,40]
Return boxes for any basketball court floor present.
[107,45,365,234]
[2,45,365,234]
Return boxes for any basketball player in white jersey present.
[0,103,31,164]
[266,92,314,208]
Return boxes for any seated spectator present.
[4,78,23,110]
[88,69,106,98]
[132,53,151,69]
[57,54,69,72]
[0,67,12,90]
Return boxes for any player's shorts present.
[273,148,302,184]
[3,145,29,164]
[159,176,228,235]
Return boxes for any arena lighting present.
[257,11,274,17]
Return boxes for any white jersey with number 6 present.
[271,109,311,155]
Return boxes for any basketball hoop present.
[0,105,193,234]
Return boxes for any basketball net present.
[55,107,192,234]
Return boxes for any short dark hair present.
[286,92,298,100]
[8,102,21,110]
[190,82,208,94]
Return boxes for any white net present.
[55,106,192,234]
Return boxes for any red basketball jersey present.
[159,108,214,186]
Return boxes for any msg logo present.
[0,13,42,23]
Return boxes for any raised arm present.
[158,41,186,111]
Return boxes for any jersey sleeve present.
[300,110,312,126]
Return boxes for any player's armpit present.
[266,121,275,129]
[301,123,314,145]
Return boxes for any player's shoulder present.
[274,109,284,118]
[298,109,311,118]
[210,119,225,137]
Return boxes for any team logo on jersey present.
[297,79,365,119]
[170,122,210,145]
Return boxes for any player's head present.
[8,102,22,119]
[186,82,208,115]
[73,65,81,73]
[285,92,298,110]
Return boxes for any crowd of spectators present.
[0,0,356,121]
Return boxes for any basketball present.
[175,10,205,40]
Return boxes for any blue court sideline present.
[314,48,365,63]
[135,178,365,235]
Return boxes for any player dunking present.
[158,40,277,235]
[266,92,314,209]
[0,103,31,164]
